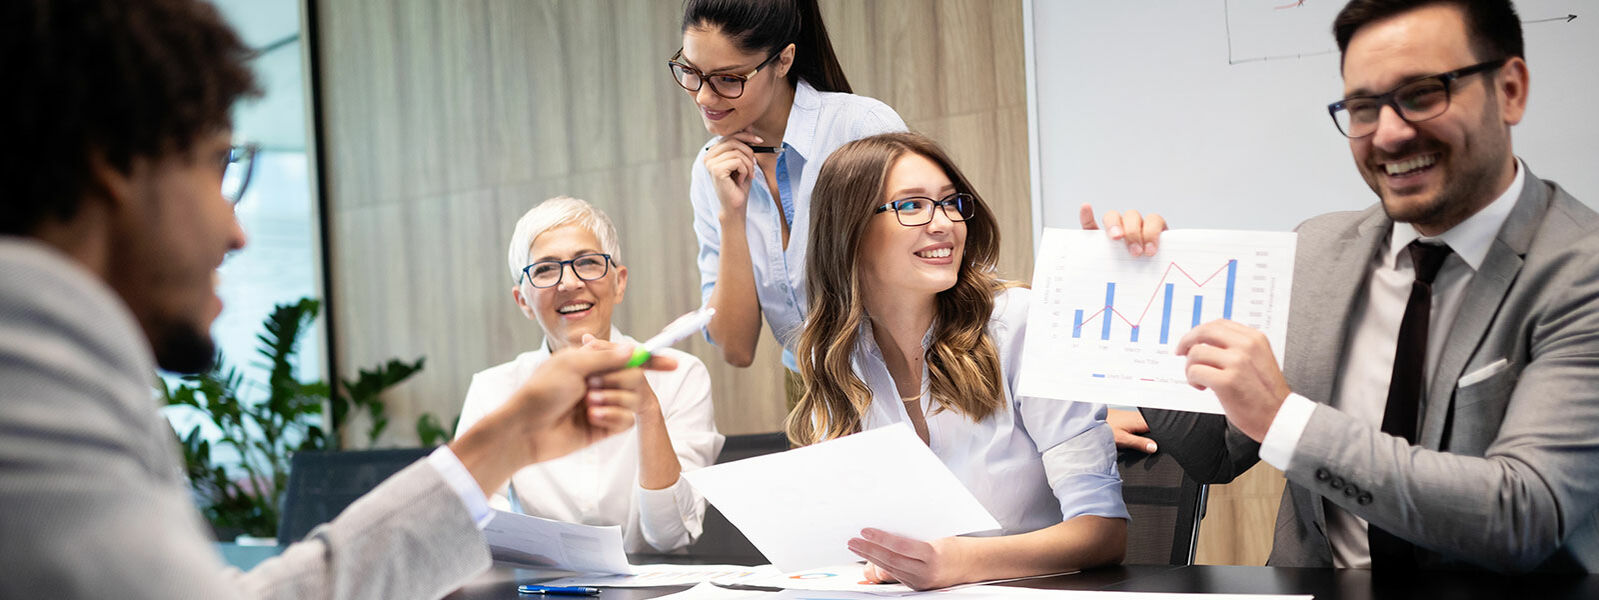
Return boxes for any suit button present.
[1316,468,1331,482]
[1357,492,1373,505]
[1329,477,1344,490]
[1344,485,1359,498]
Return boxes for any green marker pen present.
[626,307,717,368]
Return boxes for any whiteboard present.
[1025,0,1598,244]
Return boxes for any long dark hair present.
[681,0,852,93]
[789,133,1009,445]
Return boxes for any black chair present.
[681,432,790,563]
[1118,449,1207,565]
[277,447,434,546]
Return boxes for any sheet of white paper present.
[482,509,635,575]
[541,564,781,588]
[683,425,1002,572]
[721,564,1080,597]
[768,588,1311,600]
[720,564,913,595]
[648,582,775,600]
[1018,228,1296,414]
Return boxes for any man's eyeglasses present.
[667,48,783,100]
[222,143,260,206]
[521,253,614,288]
[1327,58,1507,138]
[873,193,977,227]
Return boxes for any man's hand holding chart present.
[1017,228,1296,413]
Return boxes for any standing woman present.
[794,133,1128,589]
[673,0,907,381]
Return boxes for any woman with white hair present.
[454,197,724,553]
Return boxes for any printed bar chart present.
[1018,229,1296,414]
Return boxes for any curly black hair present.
[0,0,261,235]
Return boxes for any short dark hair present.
[1334,0,1524,66]
[0,0,260,235]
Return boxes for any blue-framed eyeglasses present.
[520,253,614,288]
[873,192,977,227]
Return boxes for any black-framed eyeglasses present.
[521,253,614,288]
[221,143,260,206]
[667,48,783,100]
[873,193,977,227]
[1327,58,1507,138]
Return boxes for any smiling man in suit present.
[1112,0,1599,572]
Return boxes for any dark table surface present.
[445,560,1599,600]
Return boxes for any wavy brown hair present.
[787,132,1010,446]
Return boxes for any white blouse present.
[853,287,1129,534]
[454,330,724,552]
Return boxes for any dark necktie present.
[1369,240,1453,569]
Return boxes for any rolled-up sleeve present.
[1000,287,1129,522]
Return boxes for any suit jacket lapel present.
[1420,174,1545,448]
[1286,207,1389,406]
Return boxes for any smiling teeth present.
[1385,155,1437,175]
[557,303,593,314]
[916,248,952,259]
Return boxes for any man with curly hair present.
[0,1,671,597]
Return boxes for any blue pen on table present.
[517,584,601,596]
[624,307,716,368]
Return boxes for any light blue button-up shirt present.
[854,288,1129,533]
[690,80,907,369]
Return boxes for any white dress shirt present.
[453,329,724,553]
[1260,160,1527,568]
[852,287,1129,534]
[690,80,906,370]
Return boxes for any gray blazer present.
[1144,168,1599,572]
[0,238,491,599]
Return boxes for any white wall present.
[1026,0,1598,242]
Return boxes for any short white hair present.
[506,197,622,282]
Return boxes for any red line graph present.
[1077,260,1237,330]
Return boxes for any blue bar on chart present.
[1072,309,1084,339]
[1192,296,1203,328]
[1160,283,1175,344]
[1101,283,1115,341]
[1223,259,1238,319]
[1131,325,1140,342]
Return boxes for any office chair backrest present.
[277,447,434,545]
[682,432,790,564]
[1118,449,1206,565]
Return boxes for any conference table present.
[444,556,1599,599]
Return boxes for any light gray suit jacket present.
[1145,169,1599,572]
[0,238,491,598]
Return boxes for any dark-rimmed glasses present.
[667,48,783,100]
[521,253,614,288]
[873,193,977,227]
[1328,58,1507,138]
[222,143,260,206]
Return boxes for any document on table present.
[655,582,1311,600]
[682,424,1002,572]
[482,509,634,575]
[1018,228,1296,414]
[540,564,781,588]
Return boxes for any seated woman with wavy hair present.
[791,132,1128,589]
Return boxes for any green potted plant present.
[161,297,442,542]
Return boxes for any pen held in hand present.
[749,145,780,154]
[625,307,717,368]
